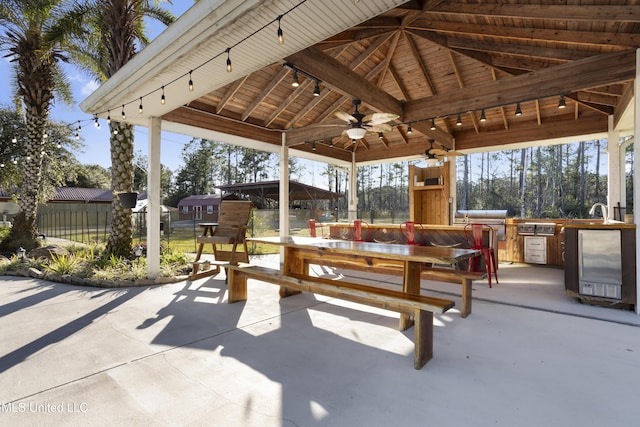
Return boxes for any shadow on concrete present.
[0,287,146,374]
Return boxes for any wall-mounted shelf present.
[413,184,445,191]
[409,163,450,225]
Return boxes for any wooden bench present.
[225,264,455,370]
[292,256,485,318]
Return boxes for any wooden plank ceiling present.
[162,0,640,164]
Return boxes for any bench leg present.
[227,269,247,303]
[461,278,472,318]
[413,309,434,369]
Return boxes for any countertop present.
[562,221,635,230]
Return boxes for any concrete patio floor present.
[1,258,639,426]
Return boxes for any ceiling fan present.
[425,139,463,165]
[335,99,399,140]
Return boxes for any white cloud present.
[81,80,100,96]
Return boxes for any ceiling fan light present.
[425,157,439,166]
[346,127,367,140]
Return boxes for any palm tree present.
[0,0,82,250]
[73,0,174,256]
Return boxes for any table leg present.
[461,278,472,318]
[280,246,303,298]
[399,260,422,330]
[227,269,247,303]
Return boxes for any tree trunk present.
[106,121,134,257]
[519,148,527,218]
[17,108,48,242]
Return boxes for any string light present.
[161,86,166,104]
[121,105,126,120]
[94,115,100,128]
[226,48,232,72]
[188,70,194,91]
[138,97,143,114]
[107,110,111,124]
[430,118,436,130]
[11,136,16,143]
[407,124,412,134]
[277,15,284,44]
[515,102,522,116]
[479,109,486,122]
[313,80,320,96]
[558,95,566,109]
[456,114,462,126]
[291,70,300,87]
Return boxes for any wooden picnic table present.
[247,236,479,324]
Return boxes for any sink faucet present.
[589,203,609,223]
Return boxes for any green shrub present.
[45,253,82,275]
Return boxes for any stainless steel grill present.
[517,222,556,236]
[453,210,508,240]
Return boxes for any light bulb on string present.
[138,97,143,114]
[11,136,16,143]
[226,48,232,72]
[107,110,111,124]
[277,15,284,44]
[161,86,165,105]
[188,70,194,91]
[121,105,126,120]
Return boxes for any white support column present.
[279,134,290,266]
[348,152,358,221]
[607,115,621,221]
[146,117,162,278]
[279,133,290,237]
[634,49,640,315]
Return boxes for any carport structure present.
[80,0,640,304]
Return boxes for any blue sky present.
[0,2,195,172]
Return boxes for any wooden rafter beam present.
[409,20,640,48]
[285,46,403,117]
[429,4,640,23]
[404,49,636,123]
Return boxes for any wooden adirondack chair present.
[190,200,253,280]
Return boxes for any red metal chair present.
[400,221,423,245]
[350,219,371,241]
[307,219,327,238]
[464,223,499,287]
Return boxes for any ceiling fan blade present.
[368,123,394,133]
[430,148,447,155]
[335,111,356,123]
[444,150,464,156]
[364,112,400,124]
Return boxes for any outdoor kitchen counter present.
[562,221,636,230]
[324,222,492,249]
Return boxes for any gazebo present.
[80,0,639,310]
